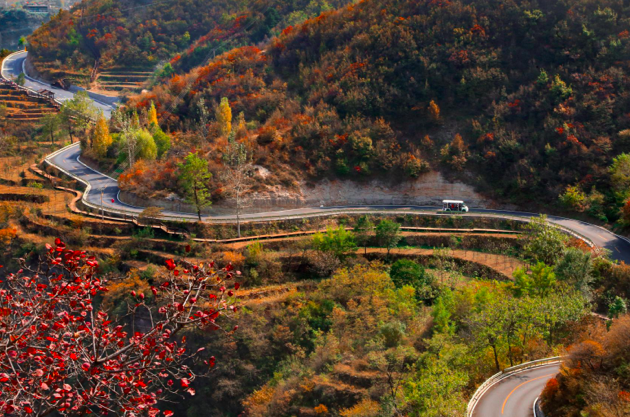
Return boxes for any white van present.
[442,200,469,213]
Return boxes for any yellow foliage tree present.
[148,101,158,126]
[101,274,149,312]
[421,134,434,148]
[216,97,232,137]
[451,133,467,154]
[440,133,469,171]
[339,399,381,417]
[222,251,245,268]
[0,227,17,245]
[93,112,113,157]
[428,100,440,123]
[242,385,275,417]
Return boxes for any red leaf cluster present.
[0,239,240,415]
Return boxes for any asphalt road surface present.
[0,51,116,117]
[48,142,630,264]
[472,363,560,417]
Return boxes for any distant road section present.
[471,363,560,417]
[1,50,117,117]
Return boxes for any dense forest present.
[96,0,630,226]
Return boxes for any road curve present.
[471,363,560,417]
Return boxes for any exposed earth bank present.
[119,170,495,215]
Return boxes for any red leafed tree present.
[0,239,240,416]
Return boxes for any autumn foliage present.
[0,239,240,416]
[541,315,630,416]
[118,0,630,217]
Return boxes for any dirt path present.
[361,247,525,278]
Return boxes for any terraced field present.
[0,84,58,121]
[91,69,153,94]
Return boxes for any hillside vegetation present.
[27,0,351,79]
[541,316,630,417]
[118,0,630,226]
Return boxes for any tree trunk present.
[68,122,74,143]
[492,343,500,372]
[194,186,201,222]
[236,193,241,238]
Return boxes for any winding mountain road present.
[48,142,630,264]
[8,50,628,417]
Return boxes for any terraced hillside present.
[0,84,58,121]
[91,69,152,94]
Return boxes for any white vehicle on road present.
[442,200,469,213]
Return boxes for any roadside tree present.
[135,129,158,161]
[522,215,568,265]
[92,111,113,157]
[60,91,97,144]
[179,152,212,221]
[221,135,254,237]
[555,248,593,299]
[40,113,61,145]
[354,215,374,254]
[376,219,402,256]
[311,225,357,259]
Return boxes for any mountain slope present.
[125,0,630,222]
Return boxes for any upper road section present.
[1,51,117,118]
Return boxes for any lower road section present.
[472,363,560,417]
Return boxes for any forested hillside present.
[119,0,630,225]
[26,0,350,77]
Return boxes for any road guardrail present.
[466,356,563,417]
